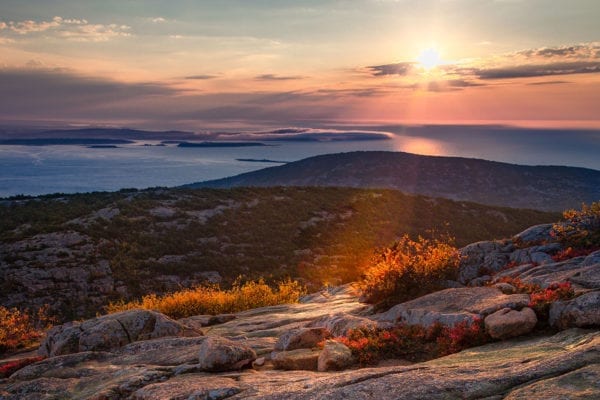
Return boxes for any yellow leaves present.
[358,235,460,309]
[106,278,306,319]
[0,305,53,353]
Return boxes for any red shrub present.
[528,282,575,320]
[552,246,599,262]
[436,317,488,356]
[336,319,490,366]
[0,356,44,378]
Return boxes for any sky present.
[0,0,599,131]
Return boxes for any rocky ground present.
[1,223,599,399]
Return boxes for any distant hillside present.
[1,187,557,320]
[188,151,600,211]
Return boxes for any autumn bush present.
[551,201,600,249]
[106,278,306,319]
[528,282,575,321]
[358,235,460,310]
[0,305,54,354]
[337,319,489,366]
[491,277,575,323]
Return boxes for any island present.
[0,138,134,146]
[176,141,268,148]
[236,158,288,164]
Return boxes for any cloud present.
[0,68,347,127]
[215,127,393,142]
[473,61,600,79]
[526,80,571,86]
[254,74,304,81]
[366,62,414,76]
[315,88,388,97]
[0,22,7,30]
[447,79,486,88]
[150,17,166,23]
[5,16,131,42]
[518,43,600,60]
[185,74,219,80]
[0,68,178,117]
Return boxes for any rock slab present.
[39,309,188,357]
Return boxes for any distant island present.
[236,158,288,164]
[176,141,267,148]
[87,145,120,149]
[0,138,134,146]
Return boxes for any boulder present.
[318,341,354,372]
[271,349,320,371]
[549,291,600,330]
[376,287,530,328]
[307,314,376,337]
[275,327,332,351]
[459,241,511,284]
[512,223,554,244]
[484,307,537,339]
[79,318,129,352]
[197,337,256,372]
[39,309,188,357]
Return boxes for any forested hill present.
[187,151,600,211]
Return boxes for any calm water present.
[1,129,599,197]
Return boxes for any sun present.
[416,47,442,71]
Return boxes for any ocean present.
[1,128,599,198]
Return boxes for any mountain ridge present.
[187,151,600,211]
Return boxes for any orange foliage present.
[0,305,54,354]
[107,278,306,319]
[358,235,460,309]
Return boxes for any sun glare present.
[417,48,442,71]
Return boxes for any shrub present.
[358,235,460,310]
[551,202,600,249]
[106,278,306,319]
[337,319,489,366]
[0,305,54,354]
[528,282,575,321]
[492,277,575,323]
[552,246,599,262]
[0,356,44,378]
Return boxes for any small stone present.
[253,357,265,367]
[484,307,537,339]
[318,341,354,372]
[493,282,516,294]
